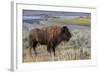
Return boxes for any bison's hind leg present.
[32,41,38,56]
[29,41,38,57]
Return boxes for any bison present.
[29,26,72,56]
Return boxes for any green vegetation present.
[51,17,91,26]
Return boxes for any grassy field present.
[51,17,91,26]
[23,29,91,62]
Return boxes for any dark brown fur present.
[29,26,71,56]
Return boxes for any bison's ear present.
[61,26,68,33]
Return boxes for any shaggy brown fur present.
[29,26,71,56]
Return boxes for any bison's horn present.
[61,26,68,33]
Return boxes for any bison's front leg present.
[47,44,52,56]
[52,47,56,56]
[47,42,56,56]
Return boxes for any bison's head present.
[60,26,72,41]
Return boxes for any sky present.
[23,10,91,20]
[23,10,90,16]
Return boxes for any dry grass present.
[22,24,91,63]
[23,43,91,63]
